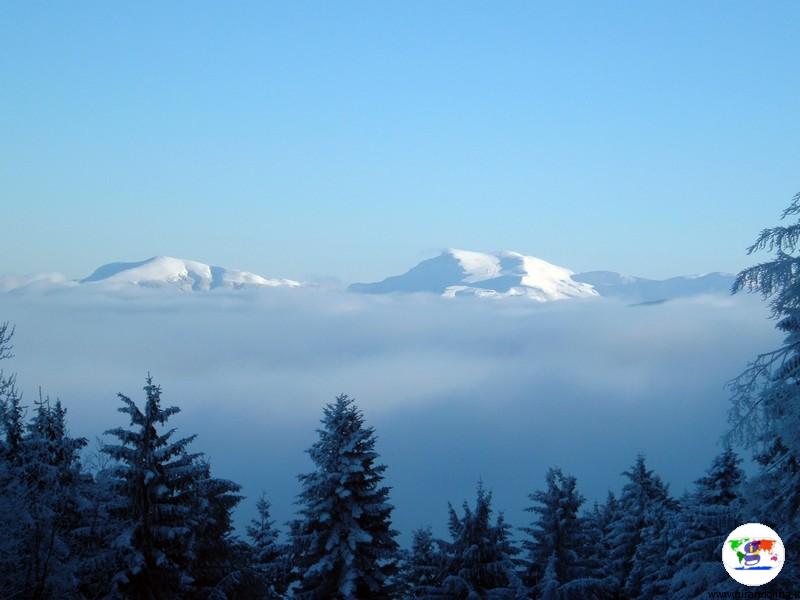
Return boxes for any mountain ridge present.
[350,248,599,301]
[0,251,736,302]
[80,256,302,291]
[349,249,735,303]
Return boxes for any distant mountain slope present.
[350,249,735,303]
[0,252,735,301]
[81,256,301,291]
[349,249,598,301]
[572,271,735,303]
[0,273,76,293]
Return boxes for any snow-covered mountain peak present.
[350,249,598,301]
[349,249,737,303]
[444,248,503,283]
[0,251,736,302]
[81,256,301,291]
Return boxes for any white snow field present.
[349,248,733,303]
[0,250,733,303]
[80,256,302,291]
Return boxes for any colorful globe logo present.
[722,523,784,586]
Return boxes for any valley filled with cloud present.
[0,286,777,541]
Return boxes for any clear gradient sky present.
[1,1,798,282]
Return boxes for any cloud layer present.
[0,287,779,542]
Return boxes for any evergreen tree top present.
[735,191,800,317]
[293,394,399,599]
[693,447,743,506]
[0,321,14,361]
[728,192,800,451]
[248,493,280,549]
[619,454,673,508]
[437,481,520,597]
[103,375,199,468]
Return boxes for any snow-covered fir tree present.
[729,191,800,587]
[538,553,560,600]
[185,459,243,597]
[0,322,23,459]
[400,527,443,598]
[604,455,674,598]
[559,492,618,600]
[668,448,744,599]
[521,467,584,596]
[625,499,677,600]
[431,482,525,599]
[74,451,128,599]
[102,375,238,599]
[292,394,400,599]
[0,325,89,598]
[246,493,289,599]
[0,388,91,598]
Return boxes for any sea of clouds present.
[0,286,780,543]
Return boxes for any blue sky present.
[1,1,798,282]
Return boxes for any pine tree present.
[0,321,14,389]
[668,448,744,599]
[728,191,800,587]
[521,468,584,595]
[0,382,23,460]
[292,394,400,599]
[0,390,90,599]
[558,494,618,600]
[246,494,289,599]
[185,459,243,598]
[538,553,560,600]
[604,455,674,598]
[401,527,443,598]
[28,392,87,597]
[432,482,524,599]
[74,454,126,599]
[0,327,97,599]
[0,322,23,460]
[102,375,211,599]
[625,500,677,600]
[694,447,744,507]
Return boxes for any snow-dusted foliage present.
[537,554,560,600]
[0,323,92,599]
[604,455,675,597]
[292,394,400,599]
[521,468,584,594]
[101,376,241,598]
[625,500,677,599]
[557,492,620,600]
[0,397,91,598]
[246,494,290,598]
[0,322,21,454]
[186,460,244,596]
[400,527,443,598]
[729,191,800,587]
[667,449,744,599]
[427,483,525,599]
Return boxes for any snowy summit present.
[349,248,736,303]
[81,256,301,291]
[350,249,599,301]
